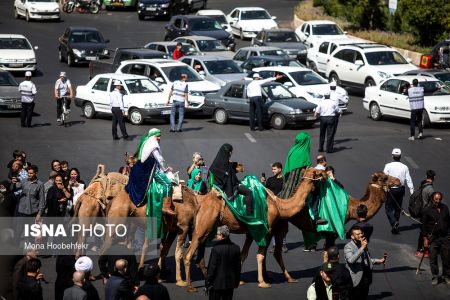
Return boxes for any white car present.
[250,66,349,110]
[325,43,419,89]
[172,36,235,58]
[14,0,60,22]
[196,10,232,33]
[0,34,37,73]
[227,7,278,40]
[115,59,220,111]
[363,75,450,126]
[295,20,346,48]
[75,73,170,125]
[307,37,364,74]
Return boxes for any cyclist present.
[54,71,74,122]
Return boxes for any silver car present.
[0,70,21,114]
[172,36,235,58]
[179,55,246,87]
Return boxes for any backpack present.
[408,183,429,218]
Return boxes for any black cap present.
[321,262,335,272]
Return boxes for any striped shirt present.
[170,80,188,102]
[407,86,424,110]
[18,80,37,103]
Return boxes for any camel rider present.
[209,144,253,216]
[125,128,176,216]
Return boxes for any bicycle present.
[60,96,71,126]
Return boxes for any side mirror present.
[155,77,164,84]
[355,60,364,66]
[406,58,412,63]
[284,82,294,87]
[272,16,277,20]
[222,25,228,30]
[199,71,206,78]
[305,32,310,37]
[34,46,38,50]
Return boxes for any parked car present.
[196,9,231,33]
[105,0,138,10]
[145,41,200,57]
[137,0,189,20]
[186,0,207,12]
[248,66,349,110]
[115,59,220,111]
[0,70,22,114]
[295,20,346,48]
[58,27,110,67]
[179,55,246,86]
[363,75,450,126]
[233,46,287,66]
[419,39,450,69]
[88,48,169,79]
[240,55,303,71]
[75,73,169,125]
[325,43,418,89]
[203,80,317,129]
[173,36,235,58]
[14,0,60,22]
[0,34,38,73]
[164,15,235,50]
[227,7,278,40]
[251,29,307,64]
[307,37,364,74]
[403,69,450,87]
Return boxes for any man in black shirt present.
[346,204,374,242]
[17,258,44,300]
[327,246,352,300]
[135,264,170,300]
[421,191,450,285]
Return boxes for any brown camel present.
[183,167,327,291]
[100,185,203,286]
[269,171,401,281]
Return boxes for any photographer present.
[187,152,206,177]
[46,174,71,217]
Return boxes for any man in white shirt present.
[247,73,282,131]
[18,71,37,128]
[329,81,347,139]
[166,73,189,132]
[383,148,414,234]
[54,71,73,122]
[307,263,334,300]
[110,80,130,141]
[314,92,341,153]
[407,79,425,141]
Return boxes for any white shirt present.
[18,80,37,103]
[383,161,414,194]
[315,98,341,117]
[307,282,333,300]
[109,89,125,112]
[170,80,188,102]
[247,77,276,98]
[315,164,326,171]
[55,78,72,97]
[330,90,347,108]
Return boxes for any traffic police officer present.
[314,91,341,153]
[110,80,130,140]
[18,71,37,128]
[407,78,425,140]
[329,81,347,139]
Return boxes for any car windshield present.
[167,45,199,56]
[266,32,300,43]
[161,66,203,82]
[260,49,286,56]
[124,79,160,94]
[365,51,408,65]
[290,71,328,85]
[434,73,450,83]
[0,38,32,50]
[208,15,227,24]
[263,84,295,100]
[311,24,344,35]
[274,60,303,67]
[70,31,104,43]
[204,60,242,74]
[190,19,223,31]
[0,72,18,86]
[196,40,226,52]
[241,10,271,20]
[420,81,450,96]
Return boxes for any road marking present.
[244,133,256,143]
[404,156,419,169]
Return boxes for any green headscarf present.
[134,128,161,160]
[187,168,203,192]
[283,132,311,175]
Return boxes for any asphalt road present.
[1,0,450,299]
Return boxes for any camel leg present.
[184,237,201,293]
[238,234,253,285]
[195,242,207,278]
[257,246,271,288]
[139,234,148,270]
[273,228,297,283]
[173,229,189,287]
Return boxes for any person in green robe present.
[187,168,208,195]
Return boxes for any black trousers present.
[429,236,450,277]
[332,115,340,139]
[56,97,71,118]
[385,186,404,227]
[21,102,34,127]
[410,108,423,137]
[351,270,372,300]
[209,288,234,300]
[319,116,335,151]
[249,96,263,130]
[237,184,253,215]
[111,107,128,138]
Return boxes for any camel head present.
[370,172,401,195]
[302,167,328,187]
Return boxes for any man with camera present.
[187,152,206,177]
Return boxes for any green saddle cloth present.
[214,175,269,246]
[145,179,165,239]
[308,178,349,239]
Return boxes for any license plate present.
[146,7,156,11]
[9,63,23,67]
[113,2,124,6]
[306,115,316,120]
[85,56,98,61]
[8,104,21,109]
[161,110,171,115]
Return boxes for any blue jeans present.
[170,101,185,131]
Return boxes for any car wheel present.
[214,108,228,124]
[369,102,382,121]
[239,29,245,40]
[271,114,286,130]
[329,73,340,85]
[138,14,144,21]
[67,54,74,67]
[14,8,20,19]
[83,102,96,119]
[129,108,144,125]
[26,10,30,22]
[309,61,318,73]
[422,110,431,128]
[365,78,376,88]
[58,48,64,62]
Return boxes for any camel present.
[182,167,327,291]
[100,185,204,286]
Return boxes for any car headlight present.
[377,71,391,79]
[189,91,204,97]
[72,49,83,57]
[307,92,322,99]
[24,58,36,63]
[102,49,109,56]
[299,49,307,54]
[160,3,170,8]
[434,106,450,111]
[290,109,302,114]
[138,2,144,7]
[0,98,6,103]
[55,8,60,12]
